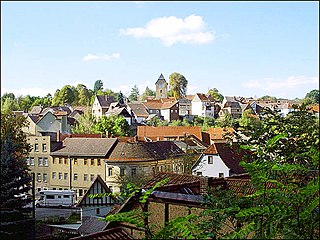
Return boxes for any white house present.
[192,143,246,178]
[191,93,215,118]
[77,175,116,218]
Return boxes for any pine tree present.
[0,112,33,239]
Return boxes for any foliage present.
[52,85,76,106]
[238,108,261,128]
[117,91,125,104]
[71,111,96,134]
[169,72,188,99]
[259,95,277,102]
[141,87,156,100]
[75,84,93,106]
[128,85,140,102]
[304,89,319,104]
[193,116,216,131]
[0,112,33,239]
[92,115,130,137]
[93,79,103,93]
[146,116,169,127]
[207,88,224,102]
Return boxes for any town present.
[1,73,319,239]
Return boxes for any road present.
[35,207,81,220]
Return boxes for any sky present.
[1,1,319,99]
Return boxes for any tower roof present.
[156,73,167,84]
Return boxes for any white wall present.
[192,101,203,117]
[81,205,113,217]
[192,154,230,177]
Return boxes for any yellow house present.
[50,138,118,199]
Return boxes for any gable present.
[77,175,116,207]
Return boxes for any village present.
[6,73,318,239]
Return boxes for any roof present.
[51,138,118,157]
[108,141,184,162]
[206,127,234,141]
[194,93,211,101]
[77,175,116,207]
[70,227,133,240]
[106,107,131,118]
[155,73,167,84]
[29,115,40,123]
[29,105,43,115]
[96,95,115,108]
[77,216,109,236]
[137,126,203,140]
[203,143,246,174]
[127,103,149,117]
[143,98,178,110]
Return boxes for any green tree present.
[169,72,188,99]
[52,85,76,106]
[207,88,224,102]
[71,111,96,134]
[304,89,319,104]
[76,84,93,106]
[93,79,103,93]
[238,109,261,128]
[117,91,125,104]
[128,85,140,102]
[1,112,33,239]
[141,87,156,101]
[93,115,130,137]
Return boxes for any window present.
[42,144,47,152]
[108,168,113,176]
[90,174,94,181]
[120,168,125,176]
[64,158,68,164]
[74,158,78,165]
[208,156,213,164]
[38,157,43,166]
[37,188,41,192]
[131,168,136,176]
[52,172,56,179]
[64,173,68,180]
[63,195,70,198]
[53,158,56,164]
[74,173,78,181]
[219,173,224,178]
[59,158,62,164]
[84,159,88,165]
[37,173,41,181]
[30,157,34,166]
[97,159,101,166]
[43,157,48,166]
[96,208,100,215]
[43,173,47,182]
[46,195,55,199]
[196,171,202,176]
[26,157,30,165]
[91,159,94,166]
[58,172,62,180]
[79,189,83,196]
[34,144,39,152]
[84,174,88,181]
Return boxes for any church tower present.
[155,73,168,99]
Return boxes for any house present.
[178,95,194,116]
[308,105,320,118]
[192,142,246,178]
[126,102,149,124]
[50,137,118,198]
[105,103,133,125]
[206,127,234,144]
[91,95,115,119]
[70,227,133,240]
[219,96,243,118]
[191,93,215,118]
[77,175,117,218]
[143,98,179,122]
[105,141,185,192]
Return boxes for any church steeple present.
[155,73,168,99]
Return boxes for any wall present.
[192,154,230,178]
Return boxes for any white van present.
[36,190,75,208]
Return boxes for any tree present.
[141,87,156,101]
[92,115,130,137]
[128,85,140,102]
[169,72,188,99]
[93,79,103,93]
[238,109,261,128]
[304,89,319,104]
[52,85,76,106]
[76,84,93,106]
[117,91,125,104]
[207,88,224,102]
[1,112,33,239]
[71,111,96,134]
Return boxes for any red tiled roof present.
[137,126,203,140]
[206,127,234,141]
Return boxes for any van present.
[36,190,75,208]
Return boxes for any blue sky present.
[1,1,319,99]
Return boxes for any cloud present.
[120,14,214,46]
[1,87,56,98]
[82,53,120,62]
[243,76,319,91]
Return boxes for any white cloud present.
[2,87,56,98]
[120,14,214,46]
[243,76,319,91]
[82,53,120,62]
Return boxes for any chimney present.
[200,177,209,195]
